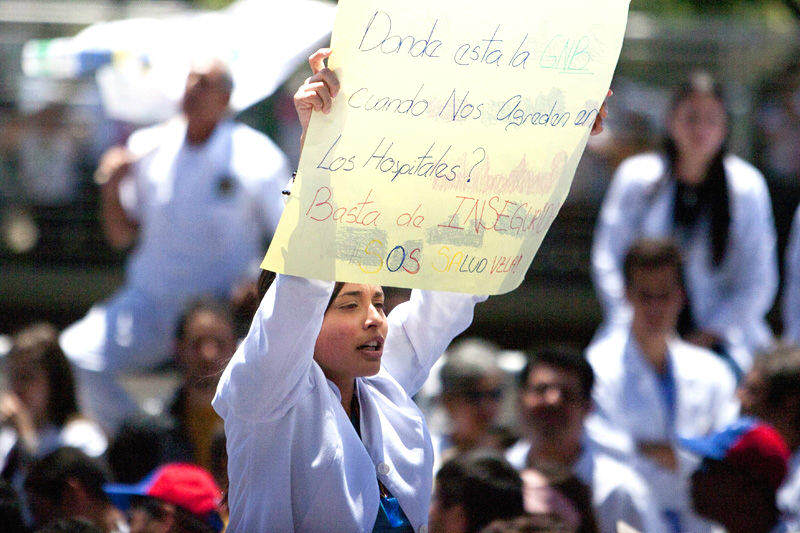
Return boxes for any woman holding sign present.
[213,49,608,532]
[592,72,777,375]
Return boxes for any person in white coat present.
[586,238,739,532]
[505,346,666,533]
[783,208,800,345]
[214,49,610,532]
[59,58,290,432]
[592,73,777,373]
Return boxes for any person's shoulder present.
[670,338,734,385]
[127,120,179,157]
[613,152,666,186]
[229,122,289,183]
[230,122,285,158]
[585,327,628,378]
[723,154,769,196]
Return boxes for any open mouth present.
[357,338,384,358]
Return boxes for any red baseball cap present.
[681,417,790,492]
[105,463,223,531]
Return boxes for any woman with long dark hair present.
[213,49,609,532]
[592,73,777,373]
[0,323,107,485]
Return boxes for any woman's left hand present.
[295,48,340,150]
[590,90,612,136]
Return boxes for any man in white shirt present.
[586,238,738,532]
[505,346,666,533]
[60,58,290,432]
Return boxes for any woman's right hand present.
[295,48,340,150]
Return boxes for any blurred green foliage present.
[191,0,236,9]
[632,0,791,16]
[189,0,792,18]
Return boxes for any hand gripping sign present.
[263,0,631,295]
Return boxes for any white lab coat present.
[783,207,800,344]
[586,326,739,532]
[213,275,485,532]
[61,118,290,431]
[778,451,800,522]
[592,152,778,364]
[506,438,667,533]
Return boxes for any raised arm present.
[96,146,140,249]
[213,275,333,422]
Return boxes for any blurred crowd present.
[2,41,800,533]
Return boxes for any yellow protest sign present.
[263,0,631,294]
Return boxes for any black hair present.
[435,451,524,533]
[622,238,684,287]
[257,269,346,311]
[760,345,800,439]
[0,480,27,533]
[175,296,234,341]
[665,72,731,267]
[24,447,110,505]
[106,414,175,484]
[8,323,79,427]
[131,496,217,533]
[479,514,573,533]
[518,346,594,402]
[34,518,102,533]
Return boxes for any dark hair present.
[479,515,573,533]
[131,495,218,533]
[175,297,234,341]
[518,346,594,402]
[665,72,731,267]
[8,323,79,427]
[435,451,524,533]
[24,447,110,505]
[0,480,27,533]
[107,414,175,484]
[622,238,684,288]
[257,269,346,311]
[761,344,800,411]
[34,518,102,533]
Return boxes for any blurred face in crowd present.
[668,91,728,170]
[738,367,767,419]
[626,265,684,337]
[519,363,589,445]
[444,374,504,445]
[181,59,231,127]
[428,485,468,533]
[314,284,388,385]
[7,356,49,425]
[178,310,236,391]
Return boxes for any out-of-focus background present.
[0,0,797,347]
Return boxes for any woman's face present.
[668,92,727,165]
[8,358,50,424]
[314,283,388,384]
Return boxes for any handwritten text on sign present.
[263,0,630,294]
